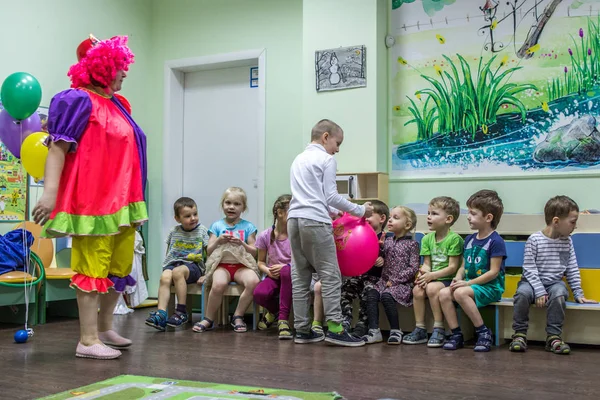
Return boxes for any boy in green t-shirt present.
[403,196,464,347]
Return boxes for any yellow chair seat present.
[45,268,75,280]
[0,271,35,283]
[502,270,600,302]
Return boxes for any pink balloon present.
[333,213,379,277]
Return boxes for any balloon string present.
[20,121,33,332]
[18,120,43,333]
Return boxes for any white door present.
[182,66,260,229]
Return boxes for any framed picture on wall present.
[389,1,600,180]
[315,45,366,92]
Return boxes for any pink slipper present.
[98,330,132,348]
[76,342,122,359]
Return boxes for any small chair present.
[25,229,78,324]
[0,253,45,326]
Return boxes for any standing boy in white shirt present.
[288,119,373,347]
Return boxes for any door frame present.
[162,49,266,250]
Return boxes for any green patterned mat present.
[39,374,342,400]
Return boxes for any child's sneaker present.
[342,317,352,331]
[278,320,293,340]
[258,311,276,330]
[310,324,325,341]
[443,333,464,350]
[145,310,167,331]
[545,335,570,354]
[166,312,189,328]
[352,322,368,338]
[427,327,446,348]
[403,327,428,345]
[295,329,325,344]
[387,329,403,345]
[509,333,528,352]
[473,327,493,352]
[362,328,383,344]
[325,330,365,347]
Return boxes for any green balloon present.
[0,72,42,120]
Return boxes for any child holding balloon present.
[340,200,390,337]
[363,206,420,345]
[288,119,373,347]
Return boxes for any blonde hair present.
[220,187,248,212]
[393,205,418,235]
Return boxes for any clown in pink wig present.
[68,35,135,89]
[33,34,148,360]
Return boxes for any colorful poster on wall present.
[390,0,600,178]
[0,143,26,221]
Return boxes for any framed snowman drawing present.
[315,45,366,92]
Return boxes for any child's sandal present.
[231,315,247,333]
[278,320,293,340]
[192,317,215,333]
[509,333,528,352]
[387,329,403,345]
[166,312,189,328]
[258,312,276,330]
[545,335,570,354]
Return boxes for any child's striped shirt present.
[522,231,583,299]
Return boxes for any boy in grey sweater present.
[510,196,597,354]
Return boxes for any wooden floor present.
[1,309,599,400]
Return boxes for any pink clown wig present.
[67,35,135,88]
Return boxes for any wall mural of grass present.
[406,54,537,140]
[548,18,600,101]
[390,0,600,177]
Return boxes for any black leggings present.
[366,289,399,330]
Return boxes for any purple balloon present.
[0,109,41,158]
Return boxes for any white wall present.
[302,0,388,173]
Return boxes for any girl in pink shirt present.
[253,195,293,339]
